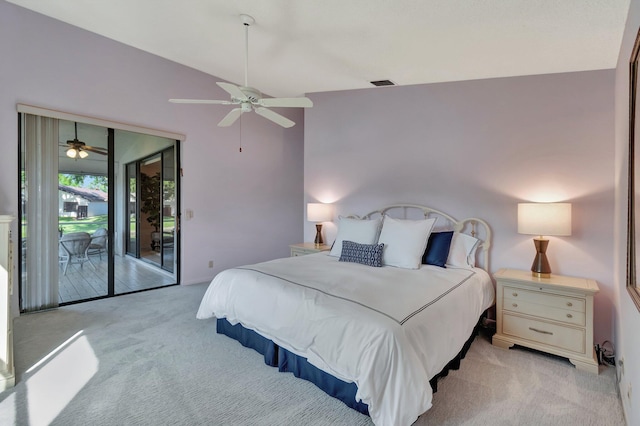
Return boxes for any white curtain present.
[21,114,59,312]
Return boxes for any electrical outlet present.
[208,260,214,268]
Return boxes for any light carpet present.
[0,283,625,425]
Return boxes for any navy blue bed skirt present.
[216,318,481,416]
[216,318,278,366]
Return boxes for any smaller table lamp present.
[517,202,571,278]
[307,203,333,247]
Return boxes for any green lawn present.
[59,215,108,234]
[57,215,175,235]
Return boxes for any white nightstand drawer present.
[503,313,585,354]
[503,286,585,313]
[290,248,307,256]
[502,299,586,326]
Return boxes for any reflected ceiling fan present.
[169,14,312,128]
[60,122,107,159]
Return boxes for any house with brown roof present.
[58,184,108,218]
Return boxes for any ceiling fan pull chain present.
[239,113,243,152]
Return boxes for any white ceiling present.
[7,0,631,98]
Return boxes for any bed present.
[197,204,494,426]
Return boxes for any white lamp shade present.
[307,203,333,223]
[518,203,571,236]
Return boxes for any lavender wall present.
[614,0,640,422]
[304,71,615,344]
[0,1,304,298]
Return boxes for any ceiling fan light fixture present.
[61,122,107,158]
[66,148,78,158]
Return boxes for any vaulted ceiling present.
[7,0,631,98]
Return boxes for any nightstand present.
[290,243,331,257]
[492,268,600,374]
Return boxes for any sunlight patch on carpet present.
[25,331,98,425]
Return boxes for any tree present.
[58,174,108,192]
[140,172,161,232]
[87,176,108,192]
[58,174,84,187]
[163,180,175,203]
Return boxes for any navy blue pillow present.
[339,240,384,267]
[422,231,454,267]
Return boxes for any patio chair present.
[88,228,108,260]
[59,232,94,275]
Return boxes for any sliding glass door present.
[162,147,176,273]
[19,112,181,312]
[126,162,139,258]
[124,146,176,273]
[57,121,110,303]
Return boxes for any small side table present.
[492,268,599,374]
[290,243,331,257]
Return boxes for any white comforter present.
[197,253,494,426]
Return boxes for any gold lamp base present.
[531,237,551,278]
[314,223,324,247]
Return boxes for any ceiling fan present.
[169,14,312,128]
[60,122,108,159]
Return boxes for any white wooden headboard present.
[351,204,492,271]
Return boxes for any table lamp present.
[307,203,333,247]
[517,203,571,278]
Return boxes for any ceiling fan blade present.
[259,97,313,108]
[83,146,108,155]
[218,108,243,127]
[217,82,248,101]
[254,107,295,128]
[169,98,232,105]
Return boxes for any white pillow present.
[329,217,382,257]
[377,216,436,269]
[447,232,480,267]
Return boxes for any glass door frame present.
[106,128,115,296]
[161,146,176,273]
[126,162,140,258]
[124,145,178,273]
[17,105,183,311]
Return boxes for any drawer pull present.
[512,303,518,308]
[566,302,573,307]
[529,327,553,336]
[566,314,573,318]
[512,292,518,297]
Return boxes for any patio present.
[59,254,176,304]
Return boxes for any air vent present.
[370,80,395,87]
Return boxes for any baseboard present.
[0,371,15,391]
[181,277,213,286]
[618,380,630,426]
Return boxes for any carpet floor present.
[0,282,625,425]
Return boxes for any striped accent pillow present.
[339,240,385,267]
